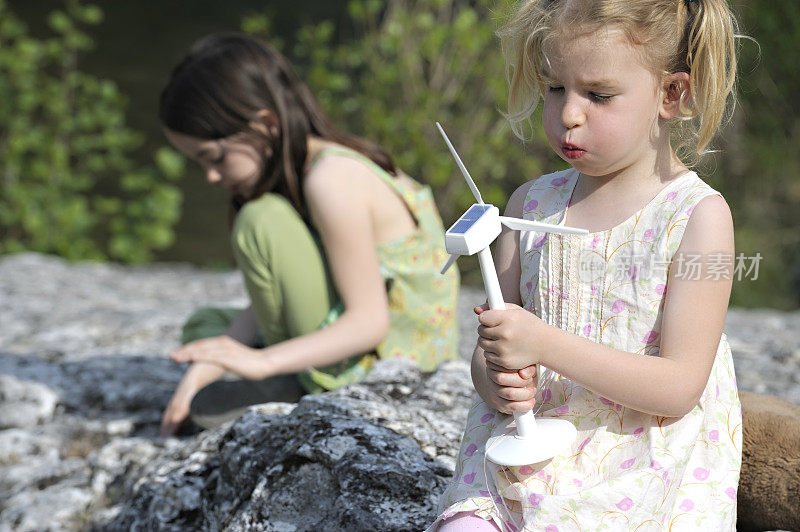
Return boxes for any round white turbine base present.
[486,417,577,467]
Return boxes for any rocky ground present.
[1,252,799,531]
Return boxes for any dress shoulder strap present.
[655,171,725,257]
[522,169,578,224]
[305,146,426,218]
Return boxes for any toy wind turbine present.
[437,122,584,466]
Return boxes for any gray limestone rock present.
[98,360,467,531]
[1,253,799,531]
[0,374,59,429]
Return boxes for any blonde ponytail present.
[679,0,739,157]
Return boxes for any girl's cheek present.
[542,105,561,148]
[544,129,562,157]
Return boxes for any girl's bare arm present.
[480,195,734,417]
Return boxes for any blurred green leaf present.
[241,0,800,306]
[0,0,185,263]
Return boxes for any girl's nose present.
[205,167,222,184]
[561,94,586,129]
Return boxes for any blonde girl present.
[430,0,743,530]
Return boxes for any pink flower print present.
[541,388,552,402]
[551,176,569,187]
[599,397,614,406]
[679,499,694,512]
[725,487,737,500]
[578,437,591,451]
[709,430,719,443]
[627,265,640,280]
[655,284,667,296]
[554,404,569,415]
[533,234,547,248]
[611,299,626,313]
[616,497,634,511]
[643,228,654,240]
[462,472,476,484]
[525,281,533,294]
[693,468,710,481]
[633,427,644,437]
[650,460,662,470]
[591,284,597,295]
[561,289,569,300]
[573,479,583,487]
[479,490,491,497]
[545,526,559,532]
[642,330,659,344]
[505,522,518,532]
[528,493,545,507]
[525,199,539,211]
[518,465,534,475]
[686,205,696,216]
[590,235,601,249]
[666,191,678,201]
[481,413,496,423]
[464,443,478,457]
[583,324,592,337]
[620,458,635,470]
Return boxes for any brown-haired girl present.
[158,33,458,436]
[431,0,743,529]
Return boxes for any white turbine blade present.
[440,254,459,275]
[436,122,483,204]
[499,216,589,235]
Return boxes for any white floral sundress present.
[429,169,742,531]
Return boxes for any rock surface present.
[0,252,799,531]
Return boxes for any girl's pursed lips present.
[561,142,586,160]
[562,142,584,151]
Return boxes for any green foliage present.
[0,0,184,263]
[716,0,800,308]
[245,0,562,228]
[242,0,800,307]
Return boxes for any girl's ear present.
[250,109,280,138]
[659,72,691,120]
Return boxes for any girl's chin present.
[562,158,614,177]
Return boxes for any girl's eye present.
[211,152,226,165]
[547,85,564,93]
[590,92,612,103]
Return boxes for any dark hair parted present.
[159,32,397,216]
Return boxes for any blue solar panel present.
[450,219,476,234]
[464,204,491,219]
[448,205,491,234]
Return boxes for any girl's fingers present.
[477,324,493,339]
[473,303,490,315]
[503,398,536,412]
[477,337,491,352]
[485,359,514,373]
[518,364,537,380]
[487,367,532,388]
[477,309,503,327]
[169,348,191,363]
[495,385,535,402]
